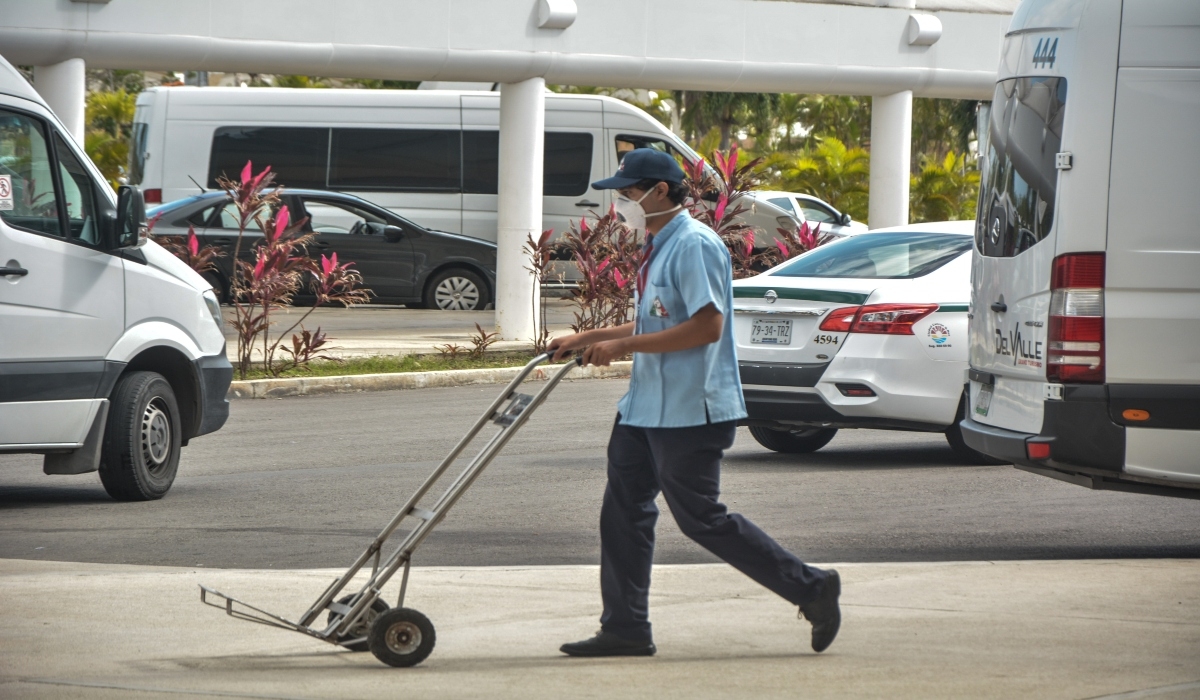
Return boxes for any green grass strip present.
[241,351,539,380]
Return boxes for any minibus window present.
[53,135,100,245]
[463,130,499,195]
[544,132,592,197]
[208,127,329,189]
[0,110,61,236]
[331,129,461,192]
[462,131,593,197]
[976,77,1066,257]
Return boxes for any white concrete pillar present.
[868,90,913,229]
[495,77,545,341]
[34,59,87,145]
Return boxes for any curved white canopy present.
[0,0,1012,98]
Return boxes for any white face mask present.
[614,188,683,233]
[614,189,651,233]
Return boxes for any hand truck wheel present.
[328,595,389,652]
[368,607,436,667]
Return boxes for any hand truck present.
[200,354,581,667]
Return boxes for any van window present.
[976,77,1067,257]
[330,129,460,191]
[773,232,972,279]
[463,130,499,195]
[543,132,592,197]
[461,131,593,196]
[0,110,61,236]
[54,135,100,245]
[208,127,329,189]
[128,121,148,186]
[616,135,686,166]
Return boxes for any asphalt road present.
[2,379,1198,569]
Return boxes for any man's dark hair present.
[634,178,690,206]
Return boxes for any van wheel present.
[748,426,838,454]
[945,395,1009,465]
[425,268,488,311]
[98,371,182,501]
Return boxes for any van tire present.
[423,268,489,311]
[748,426,838,454]
[98,371,182,501]
[945,394,1009,465]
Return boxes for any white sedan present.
[750,190,869,238]
[732,220,1000,463]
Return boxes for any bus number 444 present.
[1033,37,1058,69]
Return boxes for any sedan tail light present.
[1047,253,1105,383]
[818,304,938,335]
[819,306,861,332]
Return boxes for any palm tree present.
[84,89,137,188]
[772,136,870,222]
[909,151,981,223]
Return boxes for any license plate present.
[751,318,792,345]
[974,383,994,417]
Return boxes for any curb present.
[227,361,632,399]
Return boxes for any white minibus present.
[129,87,794,249]
[961,0,1200,499]
[0,55,232,501]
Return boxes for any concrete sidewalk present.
[3,559,1198,699]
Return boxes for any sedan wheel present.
[426,268,488,311]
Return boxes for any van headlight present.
[202,289,223,329]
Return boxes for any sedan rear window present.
[771,232,972,279]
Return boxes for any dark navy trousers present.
[599,416,831,641]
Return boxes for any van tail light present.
[143,188,162,204]
[819,306,861,332]
[1047,253,1105,383]
[818,304,938,335]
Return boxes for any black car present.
[147,190,497,310]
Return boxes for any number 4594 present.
[813,334,839,345]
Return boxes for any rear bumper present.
[194,350,232,438]
[741,389,949,432]
[961,385,1200,500]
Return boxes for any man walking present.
[549,149,841,657]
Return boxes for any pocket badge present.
[650,297,670,318]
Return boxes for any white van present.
[128,87,794,249]
[0,56,231,500]
[961,0,1200,499]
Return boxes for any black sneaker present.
[799,569,841,653]
[560,631,657,657]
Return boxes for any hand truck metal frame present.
[200,354,581,667]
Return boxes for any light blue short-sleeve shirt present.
[616,211,748,428]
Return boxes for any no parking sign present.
[0,174,12,211]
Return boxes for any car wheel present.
[424,268,488,311]
[748,426,838,454]
[945,395,1009,465]
[98,371,182,501]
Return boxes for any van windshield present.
[771,232,972,279]
[976,77,1067,257]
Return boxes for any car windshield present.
[771,232,972,279]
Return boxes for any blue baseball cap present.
[591,148,686,190]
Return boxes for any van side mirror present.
[839,212,852,226]
[113,185,149,249]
